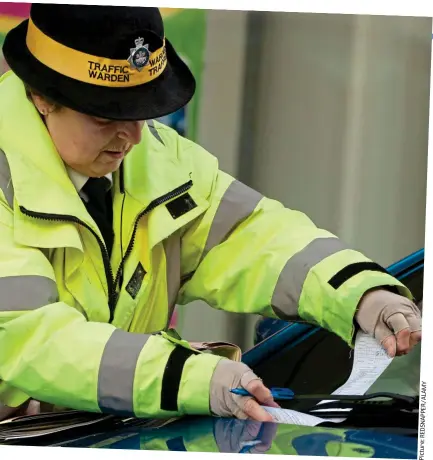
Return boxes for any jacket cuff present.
[178,353,223,415]
[337,274,412,346]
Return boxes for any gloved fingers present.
[410,330,422,348]
[380,328,398,357]
[383,311,410,353]
[238,396,274,422]
[382,327,412,356]
[225,395,270,422]
[383,311,421,355]
[406,314,422,333]
[383,305,421,331]
[243,377,280,409]
[356,291,422,353]
[379,324,414,357]
[231,400,251,420]
[234,372,276,420]
[376,316,407,357]
[395,328,413,355]
[384,311,411,335]
[209,359,276,421]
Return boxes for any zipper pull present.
[109,291,119,322]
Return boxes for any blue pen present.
[231,387,295,400]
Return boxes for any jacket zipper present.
[19,207,116,313]
[113,180,193,295]
[20,179,193,322]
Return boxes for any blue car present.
[0,249,423,458]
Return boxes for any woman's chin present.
[93,159,124,175]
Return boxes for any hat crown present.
[30,3,164,59]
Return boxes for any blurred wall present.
[179,11,432,350]
[247,13,430,264]
[178,10,249,345]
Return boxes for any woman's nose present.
[117,120,143,145]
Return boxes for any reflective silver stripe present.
[0,150,14,208]
[164,233,181,329]
[98,329,151,416]
[0,151,52,261]
[271,238,347,319]
[147,120,165,146]
[0,275,58,311]
[201,180,263,261]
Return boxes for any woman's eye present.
[94,117,113,126]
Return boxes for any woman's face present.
[31,94,145,177]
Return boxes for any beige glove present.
[209,359,279,421]
[355,289,422,357]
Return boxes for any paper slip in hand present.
[333,331,393,396]
[312,331,394,415]
[263,331,394,427]
[263,406,337,426]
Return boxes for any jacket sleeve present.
[175,136,413,346]
[0,198,222,416]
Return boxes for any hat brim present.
[3,19,196,121]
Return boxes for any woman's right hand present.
[209,359,280,421]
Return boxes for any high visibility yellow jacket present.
[0,71,411,417]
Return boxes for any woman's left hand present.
[355,289,421,357]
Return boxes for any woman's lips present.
[103,150,125,159]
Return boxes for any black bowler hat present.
[3,3,196,121]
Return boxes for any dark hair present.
[23,82,62,111]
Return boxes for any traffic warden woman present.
[0,4,422,422]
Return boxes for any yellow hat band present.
[25,18,167,88]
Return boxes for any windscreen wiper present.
[301,393,417,408]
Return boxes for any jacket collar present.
[67,167,113,195]
[0,72,209,251]
[118,123,209,250]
